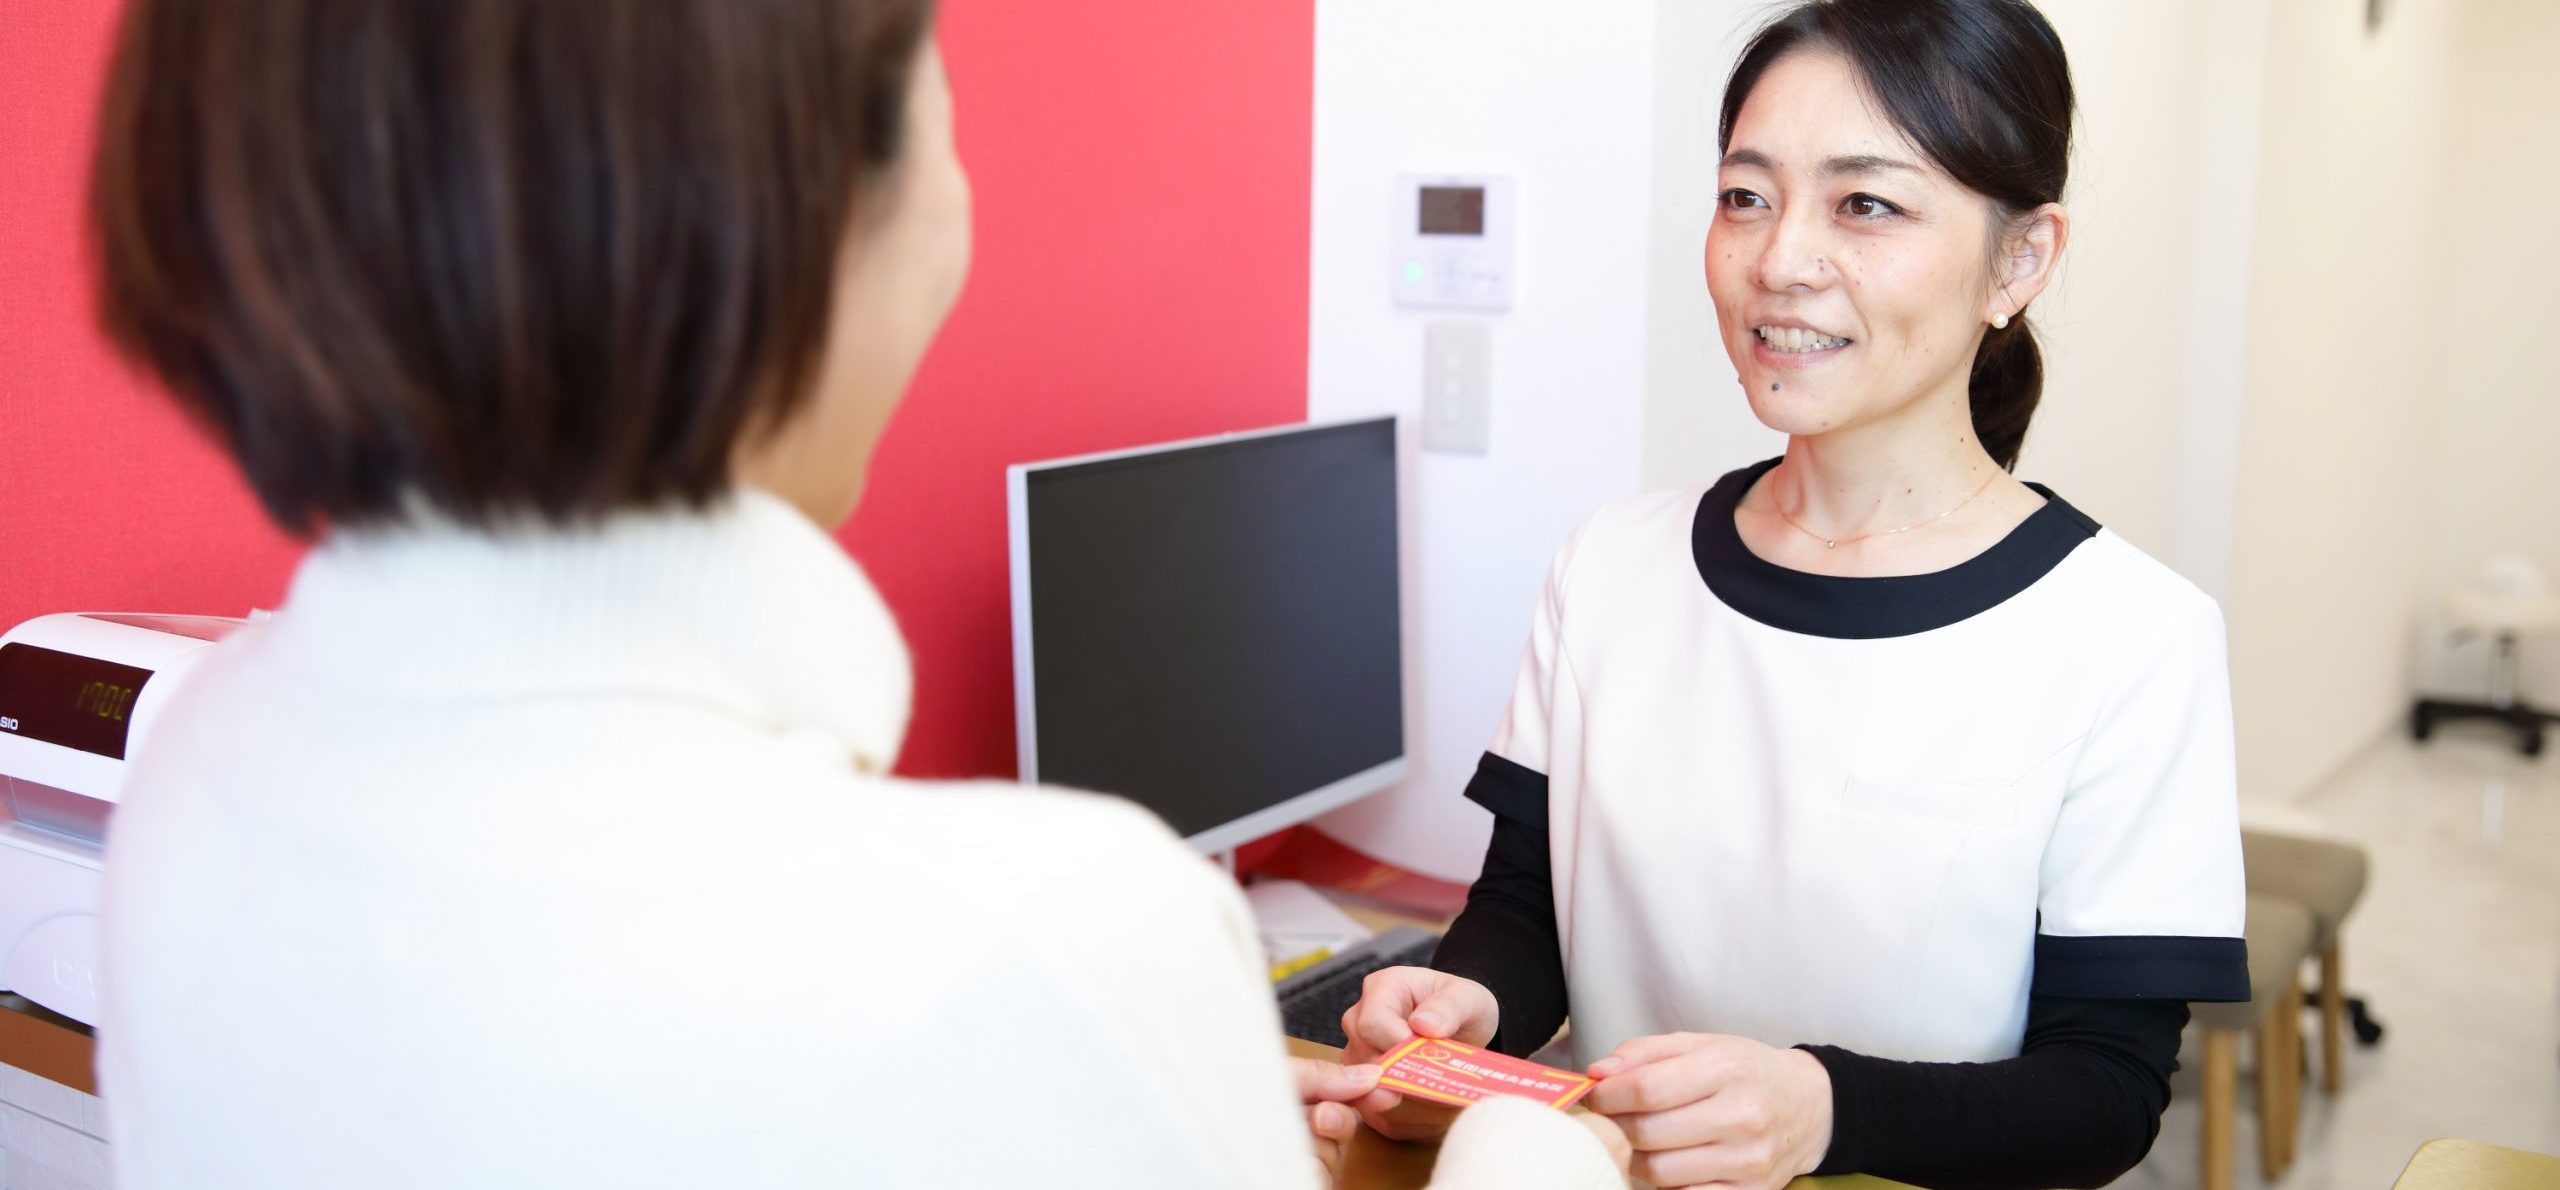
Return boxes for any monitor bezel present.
[1005,416,1407,855]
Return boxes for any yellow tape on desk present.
[1269,948,1333,982]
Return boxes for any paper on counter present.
[1244,877,1374,967]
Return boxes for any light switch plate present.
[1423,322,1492,455]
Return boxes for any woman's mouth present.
[1751,324,1852,369]
[1754,325,1852,353]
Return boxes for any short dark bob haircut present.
[92,0,937,535]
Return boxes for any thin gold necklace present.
[1776,469,2002,550]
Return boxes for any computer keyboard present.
[1275,925,1440,1050]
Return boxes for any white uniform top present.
[1482,460,2248,1067]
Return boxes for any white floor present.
[2119,728,2560,1188]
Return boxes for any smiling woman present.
[1711,2,2070,486]
[1334,4,2253,1190]
[1708,37,2067,574]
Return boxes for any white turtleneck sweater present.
[98,491,1617,1189]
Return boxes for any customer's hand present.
[1337,967,1500,1140]
[1582,1032,1833,1190]
[1293,1057,1395,1184]
[1572,1108,1635,1175]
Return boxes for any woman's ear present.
[1988,202,2069,323]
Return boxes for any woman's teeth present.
[1755,326,1851,353]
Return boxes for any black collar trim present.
[1690,458,2100,640]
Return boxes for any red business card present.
[1376,1035,1597,1109]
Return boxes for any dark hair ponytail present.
[1970,322,2042,471]
[1719,0,2073,471]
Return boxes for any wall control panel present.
[1392,175,1513,312]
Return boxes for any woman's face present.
[745,37,974,526]
[1705,49,2012,444]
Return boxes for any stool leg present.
[2320,942,2346,1094]
[2256,1007,2286,1181]
[2203,1029,2237,1190]
[2293,972,2314,1166]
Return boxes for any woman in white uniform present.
[85,1,1626,1186]
[1342,2,2248,1188]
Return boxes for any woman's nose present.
[1754,212,1835,292]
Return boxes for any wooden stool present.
[2194,894,2316,1190]
[2243,828,2370,1094]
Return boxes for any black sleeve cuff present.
[2032,933,2250,1002]
[1462,750,1548,826]
[1800,1045,1874,1177]
[1798,996,2187,1189]
[1434,751,1566,1056]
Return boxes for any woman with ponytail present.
[1337,2,2249,1187]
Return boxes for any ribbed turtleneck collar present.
[260,489,910,775]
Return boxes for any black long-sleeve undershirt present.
[1429,774,2188,1190]
[1428,779,1574,1057]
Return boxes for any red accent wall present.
[851,1,1314,778]
[0,0,305,630]
[0,0,1314,783]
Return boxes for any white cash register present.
[0,613,247,1026]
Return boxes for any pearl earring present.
[1991,313,2010,330]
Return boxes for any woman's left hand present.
[1582,1032,1834,1190]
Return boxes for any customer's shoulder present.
[857,779,1224,895]
[841,781,1263,997]
[887,779,1186,850]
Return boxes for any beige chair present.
[2391,1138,2560,1190]
[2242,828,2370,1094]
[2194,894,2315,1190]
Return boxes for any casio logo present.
[0,716,17,731]
[54,956,97,998]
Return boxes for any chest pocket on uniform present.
[1839,736,2082,832]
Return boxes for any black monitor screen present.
[1019,419,1403,838]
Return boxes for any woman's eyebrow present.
[1718,148,1922,179]
[1823,154,1922,178]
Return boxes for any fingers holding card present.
[1340,966,1499,1063]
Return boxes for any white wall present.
[2416,0,2560,706]
[2023,0,2219,565]
[2223,0,2457,801]
[1639,1,1785,494]
[2165,0,2272,605]
[1307,0,1664,879]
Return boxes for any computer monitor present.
[1007,417,1407,854]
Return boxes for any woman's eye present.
[1842,193,1902,219]
[1717,188,1768,212]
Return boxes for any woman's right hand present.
[1337,966,1501,1141]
